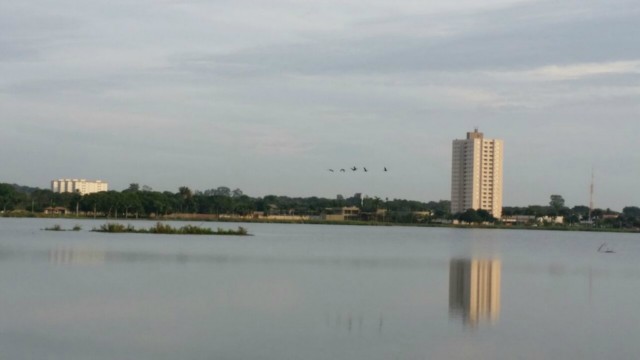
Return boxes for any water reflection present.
[1,246,449,268]
[324,311,384,334]
[449,258,501,327]
[49,247,106,266]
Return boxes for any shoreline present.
[2,213,638,234]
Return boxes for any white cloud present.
[490,60,640,81]
[533,61,640,80]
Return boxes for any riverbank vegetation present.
[92,222,249,235]
[2,182,640,232]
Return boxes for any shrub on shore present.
[217,226,248,235]
[96,223,136,233]
[44,224,63,231]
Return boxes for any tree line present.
[0,183,450,222]
[2,184,639,227]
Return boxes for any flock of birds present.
[327,166,388,173]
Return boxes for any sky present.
[1,0,639,210]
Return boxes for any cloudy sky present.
[1,0,639,209]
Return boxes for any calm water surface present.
[1,218,639,360]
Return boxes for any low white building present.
[537,216,564,225]
[51,179,108,195]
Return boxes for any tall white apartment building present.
[451,129,503,218]
[51,179,108,195]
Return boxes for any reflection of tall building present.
[49,247,105,266]
[449,258,501,326]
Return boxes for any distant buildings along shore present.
[51,179,108,195]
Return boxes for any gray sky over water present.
[1,0,639,209]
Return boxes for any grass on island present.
[92,222,249,236]
[43,224,82,231]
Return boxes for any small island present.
[44,224,82,231]
[92,222,250,235]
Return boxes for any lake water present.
[1,218,639,360]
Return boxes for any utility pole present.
[588,168,594,224]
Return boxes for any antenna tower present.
[588,168,594,223]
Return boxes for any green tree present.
[550,195,565,211]
[214,187,231,197]
[232,195,254,215]
[0,184,20,212]
[591,208,604,220]
[121,192,143,218]
[458,209,482,224]
[476,209,496,223]
[566,214,580,225]
[232,188,244,198]
[126,183,140,192]
[29,189,55,212]
[572,205,590,220]
[622,206,640,219]
[178,186,193,212]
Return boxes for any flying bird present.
[328,169,335,172]
[384,167,388,172]
[340,169,346,172]
[351,166,357,171]
[363,167,368,172]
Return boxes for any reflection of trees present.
[449,258,501,327]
